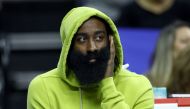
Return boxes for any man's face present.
[73,17,108,59]
[67,17,110,85]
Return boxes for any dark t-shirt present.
[118,1,190,28]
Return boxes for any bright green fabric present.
[27,7,154,109]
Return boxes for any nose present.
[87,39,97,52]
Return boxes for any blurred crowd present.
[81,0,190,28]
[1,0,190,109]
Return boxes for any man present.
[27,7,154,109]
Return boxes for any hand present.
[105,35,115,77]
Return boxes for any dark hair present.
[91,16,113,36]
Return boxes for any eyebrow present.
[94,30,106,35]
[75,33,87,37]
[75,30,107,37]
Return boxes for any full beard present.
[67,45,110,86]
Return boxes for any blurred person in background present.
[168,45,190,94]
[82,0,132,25]
[146,20,190,87]
[0,69,3,109]
[118,0,190,28]
[0,46,3,109]
[0,64,2,109]
[27,7,154,109]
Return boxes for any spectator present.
[0,68,2,109]
[119,0,190,28]
[0,44,3,109]
[147,20,190,87]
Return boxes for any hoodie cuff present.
[99,77,118,99]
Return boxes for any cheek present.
[174,40,186,52]
[96,43,107,50]
[174,41,188,58]
[96,39,108,49]
[177,42,188,51]
[74,44,87,55]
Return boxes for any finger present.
[109,36,115,59]
[111,36,115,53]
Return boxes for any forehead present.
[175,27,190,39]
[77,17,107,33]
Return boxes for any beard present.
[67,45,110,85]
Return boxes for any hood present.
[57,7,123,87]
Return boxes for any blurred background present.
[0,0,190,109]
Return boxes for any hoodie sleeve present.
[99,77,154,109]
[27,76,50,109]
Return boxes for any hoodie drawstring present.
[79,88,83,109]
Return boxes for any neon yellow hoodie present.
[27,7,154,109]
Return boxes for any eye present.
[95,34,104,41]
[76,36,87,43]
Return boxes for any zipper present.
[79,88,83,109]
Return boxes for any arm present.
[99,76,154,109]
[132,76,154,109]
[27,76,50,109]
[100,36,154,109]
[100,36,130,108]
[99,77,130,109]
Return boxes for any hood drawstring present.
[79,88,83,109]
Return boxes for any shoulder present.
[115,69,152,89]
[27,69,60,109]
[28,68,60,99]
[116,69,149,80]
[115,69,154,106]
[28,68,60,91]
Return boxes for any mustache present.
[85,49,110,62]
[85,51,98,60]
